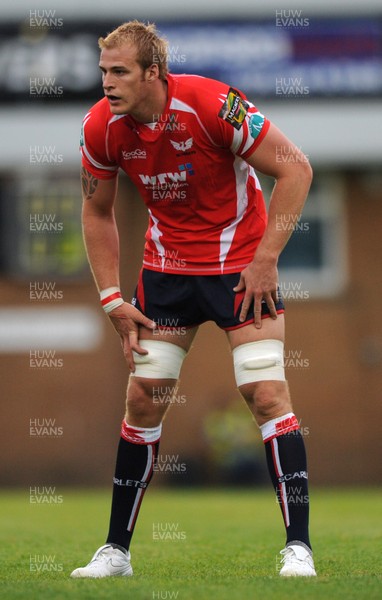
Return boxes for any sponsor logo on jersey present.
[218,87,249,130]
[122,148,147,160]
[170,137,193,152]
[178,162,194,175]
[139,164,194,202]
[139,163,194,186]
[249,112,265,140]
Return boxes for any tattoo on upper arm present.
[81,167,99,199]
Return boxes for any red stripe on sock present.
[121,421,161,445]
[275,415,300,437]
[121,422,147,444]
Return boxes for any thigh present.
[226,315,290,423]
[138,324,198,352]
[226,313,285,349]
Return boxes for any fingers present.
[109,302,156,331]
[233,274,245,292]
[122,335,136,373]
[109,303,156,371]
[240,290,278,328]
[128,329,149,356]
[135,311,157,331]
[266,292,278,320]
[239,290,252,323]
[271,288,279,304]
[265,293,277,319]
[253,293,263,329]
[127,309,156,367]
[122,329,150,373]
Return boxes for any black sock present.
[106,424,160,551]
[262,415,311,549]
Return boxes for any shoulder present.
[169,74,255,147]
[80,98,121,176]
[171,73,230,103]
[82,97,115,137]
[170,74,234,114]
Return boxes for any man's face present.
[99,44,151,116]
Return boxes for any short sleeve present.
[214,87,270,160]
[80,109,119,180]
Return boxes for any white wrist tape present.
[100,286,125,314]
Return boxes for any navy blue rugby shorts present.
[132,268,285,331]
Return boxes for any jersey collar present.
[125,74,176,142]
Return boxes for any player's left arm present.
[234,122,313,328]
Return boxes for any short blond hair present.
[98,20,169,80]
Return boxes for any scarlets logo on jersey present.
[170,138,193,152]
[218,87,249,130]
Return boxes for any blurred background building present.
[1,0,381,487]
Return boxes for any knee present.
[126,378,153,420]
[125,377,178,425]
[240,380,292,424]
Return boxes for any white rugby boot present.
[279,543,317,577]
[70,544,133,578]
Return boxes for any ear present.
[145,63,160,82]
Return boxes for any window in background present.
[258,173,348,298]
[1,172,88,281]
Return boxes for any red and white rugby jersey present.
[80,74,270,275]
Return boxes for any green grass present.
[1,488,381,599]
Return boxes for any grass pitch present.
[0,487,381,599]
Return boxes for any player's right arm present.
[81,167,156,372]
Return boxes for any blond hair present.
[98,20,169,80]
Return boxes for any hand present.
[233,257,279,329]
[108,302,156,372]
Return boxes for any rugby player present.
[71,20,316,578]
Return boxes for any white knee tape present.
[132,340,186,379]
[233,339,285,386]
